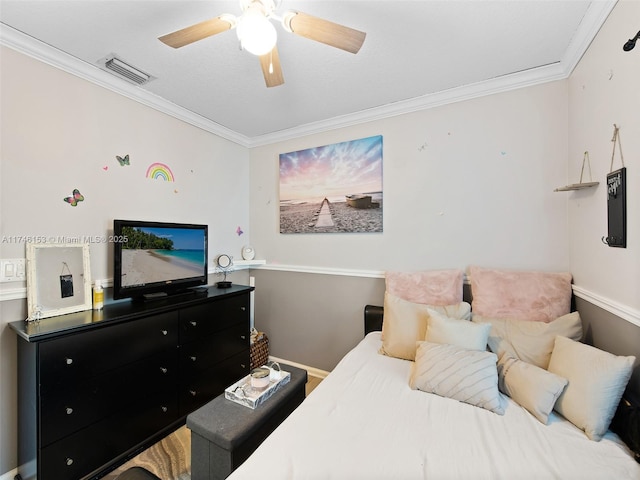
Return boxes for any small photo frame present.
[26,242,92,320]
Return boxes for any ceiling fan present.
[158,0,366,88]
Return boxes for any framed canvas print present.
[26,242,92,320]
[279,135,383,234]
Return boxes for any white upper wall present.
[250,80,570,274]
[0,46,251,285]
[568,0,640,313]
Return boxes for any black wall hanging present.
[603,125,626,248]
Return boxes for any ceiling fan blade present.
[286,11,366,54]
[159,15,235,48]
[259,47,284,88]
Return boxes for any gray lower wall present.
[2,270,638,476]
[251,269,640,399]
[251,270,386,372]
[576,297,640,398]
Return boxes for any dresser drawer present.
[180,323,249,379]
[40,350,178,447]
[39,311,178,387]
[180,349,250,415]
[40,391,179,480]
[179,293,249,342]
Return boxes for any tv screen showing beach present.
[119,226,206,287]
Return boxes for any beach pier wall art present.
[279,135,383,234]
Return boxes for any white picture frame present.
[26,242,92,320]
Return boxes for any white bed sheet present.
[229,332,640,480]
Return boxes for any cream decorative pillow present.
[497,353,567,424]
[385,269,463,305]
[410,341,504,415]
[380,293,471,361]
[381,292,431,360]
[548,336,635,441]
[469,266,572,322]
[472,312,582,369]
[426,309,490,351]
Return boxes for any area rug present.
[102,425,191,480]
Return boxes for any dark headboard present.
[364,304,384,335]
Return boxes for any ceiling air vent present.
[98,54,154,85]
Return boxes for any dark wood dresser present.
[9,284,253,480]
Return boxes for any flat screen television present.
[113,219,208,300]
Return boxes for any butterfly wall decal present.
[63,189,84,207]
[236,226,244,236]
[116,154,130,166]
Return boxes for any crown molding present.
[1,0,615,148]
[0,24,251,147]
[247,61,568,147]
[559,0,617,74]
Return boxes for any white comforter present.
[228,333,640,480]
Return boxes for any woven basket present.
[250,332,270,370]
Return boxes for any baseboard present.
[0,468,18,480]
[269,356,330,379]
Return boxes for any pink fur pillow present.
[385,270,463,305]
[469,266,572,323]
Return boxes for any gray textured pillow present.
[472,311,582,369]
[497,353,567,424]
[410,341,504,415]
[548,336,635,441]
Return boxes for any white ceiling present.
[0,1,615,146]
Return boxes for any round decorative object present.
[241,245,255,261]
[217,254,232,269]
[250,367,270,391]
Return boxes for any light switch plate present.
[0,258,26,282]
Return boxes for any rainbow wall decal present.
[146,162,175,182]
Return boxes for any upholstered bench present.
[187,364,307,480]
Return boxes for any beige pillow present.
[472,312,582,369]
[380,292,471,360]
[497,353,568,424]
[410,341,504,415]
[548,336,635,441]
[426,309,490,351]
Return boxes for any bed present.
[227,268,640,479]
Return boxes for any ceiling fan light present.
[237,9,277,56]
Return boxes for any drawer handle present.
[240,306,246,311]
[241,363,246,369]
[189,390,197,397]
[161,406,168,413]
[190,321,197,327]
[65,358,73,365]
[240,335,246,340]
[160,367,168,374]
[161,330,168,336]
[65,407,73,415]
[66,458,74,466]
[190,356,197,362]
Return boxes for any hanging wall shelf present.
[554,151,599,192]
